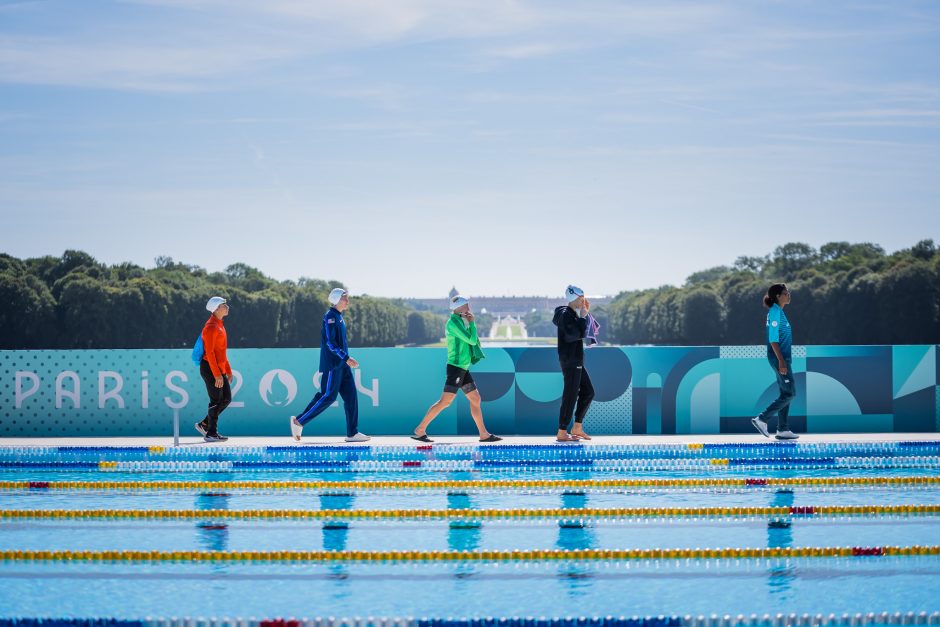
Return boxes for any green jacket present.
[446,314,485,369]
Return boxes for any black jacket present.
[553,305,588,366]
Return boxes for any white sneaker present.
[345,432,371,443]
[751,417,771,438]
[775,430,799,440]
[194,421,208,437]
[290,416,302,442]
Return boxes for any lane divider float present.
[2,545,939,563]
[3,476,938,492]
[3,504,939,522]
[1,613,940,627]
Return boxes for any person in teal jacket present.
[412,295,502,443]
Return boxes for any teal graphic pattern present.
[1,345,937,436]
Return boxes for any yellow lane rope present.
[1,546,936,563]
[3,504,940,521]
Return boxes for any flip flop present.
[571,432,592,440]
[411,434,433,443]
[479,434,502,443]
[555,437,579,443]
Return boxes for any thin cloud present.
[483,42,574,60]
[3,1,730,91]
[0,35,293,91]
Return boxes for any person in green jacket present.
[412,295,502,443]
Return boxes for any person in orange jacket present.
[195,296,232,442]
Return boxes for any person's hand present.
[583,298,591,312]
[778,361,788,375]
[465,312,475,322]
[214,376,224,388]
[347,357,360,368]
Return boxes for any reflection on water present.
[448,492,481,580]
[556,491,597,593]
[194,473,234,587]
[322,493,356,586]
[194,491,231,553]
[767,488,796,599]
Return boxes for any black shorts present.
[444,364,477,394]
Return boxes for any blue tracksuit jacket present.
[320,307,350,372]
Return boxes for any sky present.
[1,0,939,298]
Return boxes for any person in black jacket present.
[552,285,595,442]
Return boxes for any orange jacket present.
[202,316,232,378]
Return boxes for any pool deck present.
[0,433,937,448]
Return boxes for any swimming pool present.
[1,441,939,626]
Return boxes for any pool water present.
[1,442,939,624]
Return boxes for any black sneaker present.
[194,421,208,437]
[204,433,228,443]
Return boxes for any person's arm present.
[767,309,787,374]
[447,316,479,345]
[323,315,349,362]
[560,309,588,343]
[770,343,787,374]
[203,326,222,378]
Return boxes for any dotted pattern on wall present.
[719,345,805,359]
[719,346,765,359]
[0,350,200,437]
[590,385,633,435]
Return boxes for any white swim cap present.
[206,296,227,313]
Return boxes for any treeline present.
[4,242,938,349]
[607,240,940,345]
[0,251,445,349]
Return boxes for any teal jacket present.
[446,314,485,369]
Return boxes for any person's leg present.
[570,367,595,438]
[338,366,359,438]
[464,388,491,439]
[415,365,464,437]
[760,373,792,421]
[296,368,342,426]
[774,362,795,432]
[557,364,582,439]
[197,361,213,430]
[199,361,224,434]
[210,377,232,435]
[414,392,457,436]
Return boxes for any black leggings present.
[199,360,231,435]
[558,364,595,431]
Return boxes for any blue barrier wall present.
[1,345,938,437]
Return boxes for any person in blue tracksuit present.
[290,288,371,443]
[751,283,799,440]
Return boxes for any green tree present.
[406,311,446,344]
[0,272,56,348]
[56,275,117,348]
[685,266,733,287]
[875,261,937,343]
[680,289,724,344]
[767,242,818,277]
